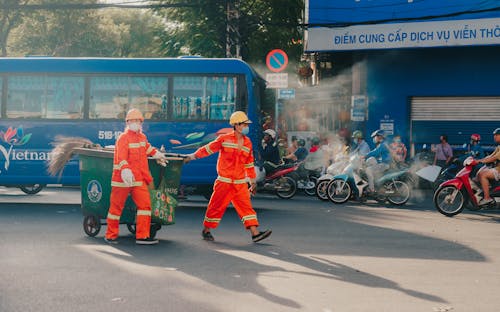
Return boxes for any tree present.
[0,0,33,56]
[155,0,304,63]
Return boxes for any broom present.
[47,136,101,177]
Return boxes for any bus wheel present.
[19,184,45,195]
[83,215,101,237]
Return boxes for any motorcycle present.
[434,156,499,217]
[255,161,298,199]
[326,155,411,205]
[315,155,349,201]
[288,162,321,196]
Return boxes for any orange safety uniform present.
[105,129,159,240]
[194,130,258,229]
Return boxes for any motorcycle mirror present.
[422,144,427,149]
[462,143,467,148]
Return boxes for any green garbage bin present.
[75,147,184,239]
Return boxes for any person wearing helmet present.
[364,129,392,194]
[433,134,453,169]
[259,129,280,166]
[468,133,485,158]
[351,130,370,156]
[476,128,500,205]
[389,134,407,165]
[283,137,308,162]
[184,111,272,243]
[105,108,168,245]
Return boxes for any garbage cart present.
[75,147,184,239]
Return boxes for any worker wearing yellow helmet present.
[185,110,272,243]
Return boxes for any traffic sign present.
[266,49,288,73]
[266,73,288,89]
[278,88,295,99]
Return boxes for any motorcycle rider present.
[476,128,500,206]
[468,133,485,159]
[283,138,308,162]
[364,130,392,195]
[351,130,370,156]
[259,129,281,173]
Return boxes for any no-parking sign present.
[266,49,288,73]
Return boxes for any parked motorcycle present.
[255,162,298,199]
[326,155,411,205]
[434,156,498,217]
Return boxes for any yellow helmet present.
[229,111,252,126]
[125,108,144,122]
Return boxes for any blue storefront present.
[305,0,500,154]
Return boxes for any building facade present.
[304,0,500,154]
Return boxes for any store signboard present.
[306,17,500,51]
[278,88,295,99]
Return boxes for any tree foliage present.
[155,0,304,63]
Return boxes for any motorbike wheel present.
[327,178,351,204]
[315,179,330,201]
[276,176,297,199]
[385,181,411,205]
[434,185,466,217]
[304,176,318,196]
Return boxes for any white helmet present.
[263,129,276,139]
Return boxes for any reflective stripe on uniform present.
[146,146,154,154]
[113,160,128,170]
[137,210,151,216]
[244,162,254,169]
[216,176,248,184]
[241,146,250,153]
[241,214,257,223]
[204,145,214,155]
[204,216,221,223]
[111,181,143,187]
[221,142,250,154]
[107,213,121,220]
[129,142,146,149]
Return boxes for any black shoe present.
[202,230,215,241]
[252,230,272,243]
[136,237,159,245]
[104,237,118,244]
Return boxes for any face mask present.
[394,139,401,143]
[372,137,378,144]
[241,126,249,135]
[128,122,141,132]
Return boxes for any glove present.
[152,151,168,167]
[121,168,134,187]
[183,153,197,164]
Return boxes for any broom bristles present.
[47,136,96,177]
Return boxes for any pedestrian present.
[433,134,453,168]
[104,108,168,245]
[185,111,272,243]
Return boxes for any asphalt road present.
[1,186,500,312]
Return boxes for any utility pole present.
[225,0,240,58]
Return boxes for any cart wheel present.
[127,224,136,234]
[83,215,101,237]
[150,224,162,239]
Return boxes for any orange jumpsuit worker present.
[185,111,272,243]
[105,108,167,245]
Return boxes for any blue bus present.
[0,57,264,195]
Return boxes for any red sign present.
[266,49,288,73]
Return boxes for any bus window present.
[6,76,84,119]
[173,76,237,121]
[7,76,45,119]
[46,76,84,119]
[89,76,168,120]
[129,77,169,120]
